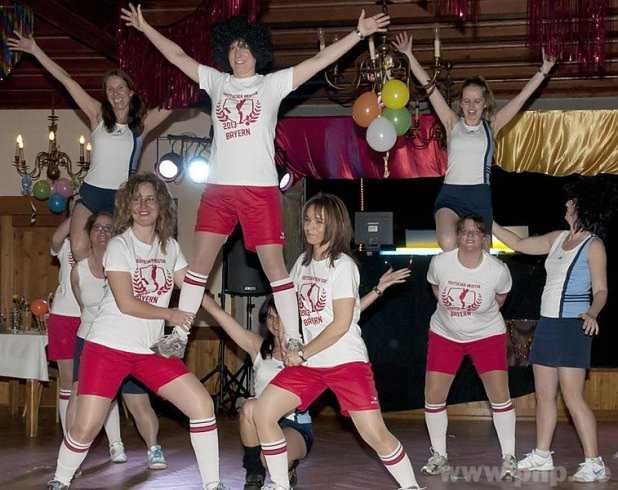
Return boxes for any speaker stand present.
[200,294,256,415]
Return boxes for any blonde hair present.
[457,76,496,119]
[113,173,176,254]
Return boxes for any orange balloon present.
[352,91,381,128]
[30,298,49,317]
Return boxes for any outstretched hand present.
[541,47,557,74]
[377,266,411,292]
[120,3,149,32]
[6,31,37,55]
[392,32,413,58]
[357,9,390,38]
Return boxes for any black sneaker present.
[243,472,265,490]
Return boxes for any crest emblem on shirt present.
[216,97,261,127]
[132,264,172,304]
[297,282,327,318]
[440,287,482,317]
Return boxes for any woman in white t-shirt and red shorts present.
[423,215,515,478]
[47,174,228,490]
[250,194,421,490]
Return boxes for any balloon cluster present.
[27,177,73,214]
[352,80,412,153]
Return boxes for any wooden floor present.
[1,407,617,489]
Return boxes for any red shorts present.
[270,362,380,417]
[47,314,81,361]
[78,341,190,399]
[195,184,284,252]
[426,331,508,375]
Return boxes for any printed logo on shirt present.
[297,280,327,327]
[131,259,173,304]
[215,92,262,141]
[440,281,482,317]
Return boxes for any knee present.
[252,400,278,429]
[536,389,558,405]
[425,387,447,405]
[240,399,257,424]
[69,420,96,444]
[437,231,457,252]
[363,426,395,454]
[561,391,585,409]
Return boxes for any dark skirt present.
[528,317,593,369]
[434,183,493,231]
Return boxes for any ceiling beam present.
[24,0,117,62]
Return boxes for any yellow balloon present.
[382,79,410,110]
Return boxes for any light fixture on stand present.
[154,134,211,184]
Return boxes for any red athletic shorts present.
[270,362,380,417]
[195,184,284,252]
[426,331,508,375]
[78,341,190,399]
[47,314,81,361]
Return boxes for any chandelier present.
[13,108,91,207]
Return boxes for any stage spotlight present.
[277,165,294,192]
[187,156,209,184]
[155,152,182,182]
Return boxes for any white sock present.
[379,441,419,488]
[103,400,122,446]
[58,389,72,437]
[261,438,289,489]
[53,432,91,485]
[179,270,209,314]
[425,402,448,456]
[190,417,220,489]
[491,400,516,457]
[270,278,300,343]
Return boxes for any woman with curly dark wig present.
[47,173,229,490]
[7,37,172,262]
[120,4,389,355]
[492,176,615,483]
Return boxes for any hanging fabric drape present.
[117,0,261,109]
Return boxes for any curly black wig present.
[212,15,273,74]
[562,176,617,240]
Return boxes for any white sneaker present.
[571,457,610,482]
[517,449,554,471]
[421,448,449,475]
[501,454,518,479]
[109,441,128,464]
[147,445,168,470]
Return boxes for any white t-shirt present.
[86,229,187,354]
[427,249,512,342]
[75,258,106,339]
[50,239,81,317]
[198,65,294,186]
[290,253,369,368]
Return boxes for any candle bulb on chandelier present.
[434,24,441,59]
[79,135,85,161]
[86,142,92,162]
[49,131,55,142]
[16,134,23,156]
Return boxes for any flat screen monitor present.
[354,212,393,252]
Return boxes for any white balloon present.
[366,117,397,152]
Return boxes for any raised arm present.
[360,266,411,311]
[292,10,389,89]
[491,49,556,134]
[393,32,458,131]
[121,4,200,83]
[493,222,562,255]
[51,217,71,254]
[201,294,262,359]
[581,239,608,336]
[7,33,100,127]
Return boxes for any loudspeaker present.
[222,229,270,296]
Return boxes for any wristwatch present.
[298,350,307,362]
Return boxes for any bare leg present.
[122,392,159,448]
[57,359,74,434]
[69,203,92,261]
[532,364,559,452]
[435,208,459,252]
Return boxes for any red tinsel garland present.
[434,0,476,21]
[528,0,608,67]
[117,0,261,109]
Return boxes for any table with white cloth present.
[0,330,49,437]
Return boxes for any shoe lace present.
[149,446,164,460]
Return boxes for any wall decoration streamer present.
[528,0,608,67]
[117,0,261,109]
[0,1,33,80]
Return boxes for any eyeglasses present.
[131,196,157,207]
[92,224,113,233]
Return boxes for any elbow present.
[116,299,133,316]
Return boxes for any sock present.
[190,417,220,489]
[53,432,91,485]
[58,389,72,436]
[243,445,266,476]
[179,270,209,315]
[103,400,122,446]
[379,441,419,488]
[424,402,448,456]
[270,278,300,343]
[261,438,289,489]
[535,448,551,457]
[491,400,516,457]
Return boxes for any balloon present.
[382,79,410,109]
[32,180,51,200]
[53,177,73,199]
[366,117,397,152]
[383,107,412,136]
[48,193,67,214]
[30,298,49,317]
[352,91,381,128]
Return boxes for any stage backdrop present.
[275,111,618,180]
